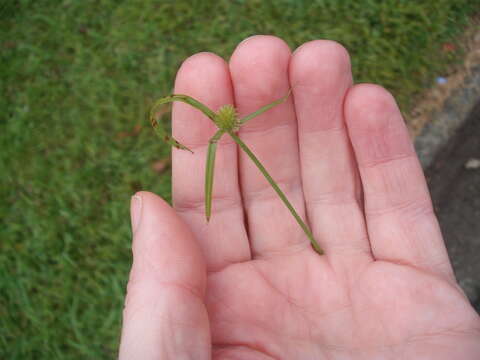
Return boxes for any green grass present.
[1,0,478,358]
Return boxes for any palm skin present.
[207,251,479,359]
[119,36,480,359]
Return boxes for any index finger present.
[171,52,251,272]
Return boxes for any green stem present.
[228,131,323,255]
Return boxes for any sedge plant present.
[150,90,323,254]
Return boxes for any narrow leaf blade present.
[150,94,218,152]
[238,89,292,125]
[204,130,224,222]
[205,142,217,222]
[228,131,323,254]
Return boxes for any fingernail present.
[130,194,143,235]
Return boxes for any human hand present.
[119,36,480,359]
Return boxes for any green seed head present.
[215,104,240,132]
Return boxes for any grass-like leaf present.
[205,130,224,222]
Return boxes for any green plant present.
[150,91,323,254]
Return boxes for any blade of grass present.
[228,131,323,254]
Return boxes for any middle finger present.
[229,35,310,257]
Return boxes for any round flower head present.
[215,104,240,132]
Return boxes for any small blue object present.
[436,77,447,85]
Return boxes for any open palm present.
[119,36,480,359]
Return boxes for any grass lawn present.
[1,0,479,358]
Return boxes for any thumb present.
[119,191,211,360]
